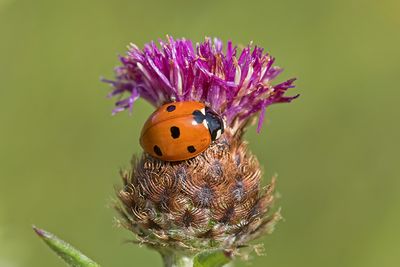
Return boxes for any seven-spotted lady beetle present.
[140,101,224,161]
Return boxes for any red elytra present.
[140,101,224,161]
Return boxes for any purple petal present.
[103,36,298,132]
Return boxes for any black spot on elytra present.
[166,105,176,112]
[170,126,180,139]
[153,145,163,156]
[187,145,196,153]
[192,110,206,124]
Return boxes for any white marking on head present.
[203,120,208,128]
[200,108,205,115]
[216,129,222,139]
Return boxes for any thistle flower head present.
[105,36,298,132]
[106,36,298,260]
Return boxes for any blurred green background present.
[1,0,399,266]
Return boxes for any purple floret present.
[104,36,298,132]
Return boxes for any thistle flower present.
[105,36,298,266]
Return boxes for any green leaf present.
[33,226,100,267]
[193,249,232,267]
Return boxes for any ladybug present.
[140,101,225,161]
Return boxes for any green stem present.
[161,252,193,267]
[159,248,232,267]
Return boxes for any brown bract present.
[115,128,280,253]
